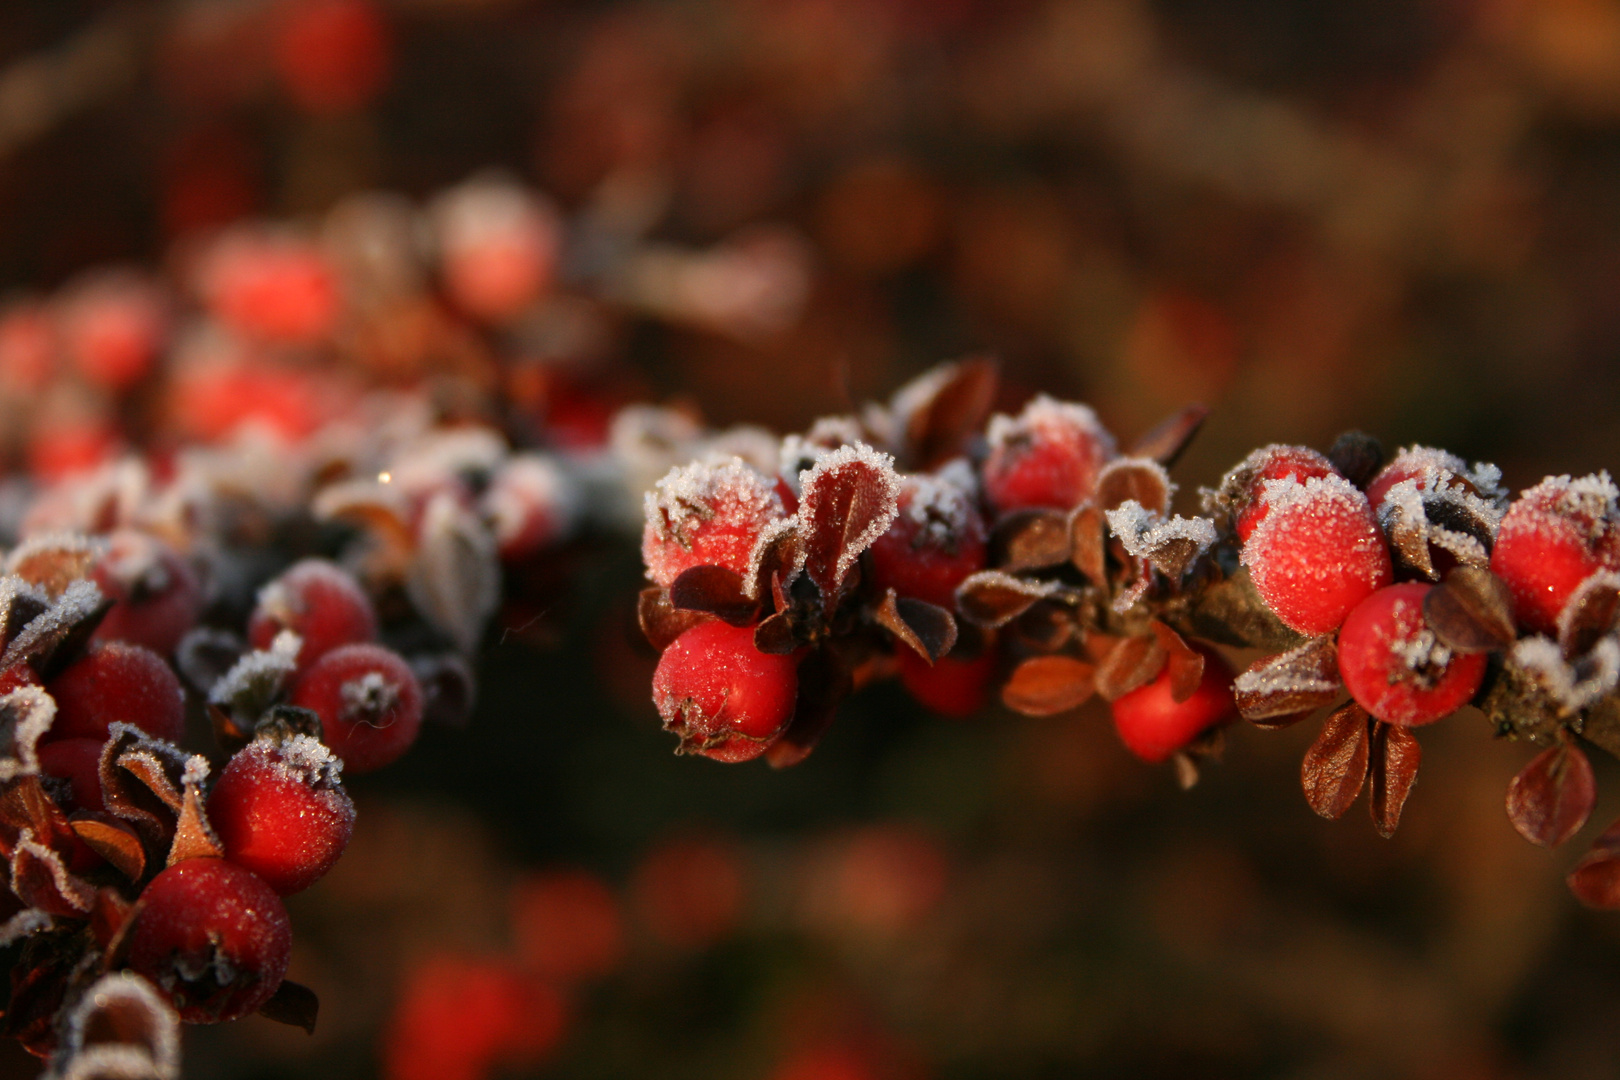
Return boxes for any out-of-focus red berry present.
[1109,644,1236,763]
[248,559,378,672]
[273,0,392,115]
[26,416,120,484]
[867,471,987,609]
[1338,583,1487,726]
[981,395,1117,514]
[55,271,168,391]
[1240,474,1394,636]
[91,530,205,656]
[169,359,331,443]
[510,870,624,982]
[1490,474,1620,635]
[631,835,745,949]
[288,643,423,773]
[652,620,798,763]
[45,642,186,745]
[642,459,787,590]
[383,954,566,1080]
[824,825,948,934]
[895,648,994,718]
[0,303,56,391]
[37,738,105,811]
[207,735,355,895]
[432,178,561,322]
[201,230,342,345]
[125,858,292,1023]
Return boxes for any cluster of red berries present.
[639,361,1620,907]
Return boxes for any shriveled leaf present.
[991,510,1072,573]
[70,816,146,881]
[257,979,319,1035]
[1559,571,1620,660]
[1009,603,1076,651]
[1368,722,1422,838]
[1148,621,1204,703]
[1093,633,1166,701]
[11,830,94,916]
[1506,741,1595,848]
[1,579,112,677]
[1095,457,1172,515]
[89,886,136,954]
[0,578,48,655]
[100,726,189,841]
[1233,637,1342,721]
[166,761,223,866]
[174,627,246,695]
[0,687,56,783]
[669,565,760,626]
[0,773,71,846]
[744,518,801,600]
[1425,567,1516,653]
[52,970,181,1080]
[1301,702,1371,820]
[873,591,957,664]
[1568,816,1620,908]
[1326,430,1384,489]
[638,587,710,652]
[406,491,500,654]
[899,356,998,470]
[1069,504,1107,585]
[766,647,852,768]
[955,571,1067,628]
[310,480,415,555]
[796,444,900,612]
[1001,655,1095,716]
[1128,403,1208,468]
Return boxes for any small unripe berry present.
[45,642,186,745]
[125,858,292,1024]
[982,395,1117,514]
[653,621,797,763]
[642,459,786,590]
[1241,474,1394,636]
[288,643,424,774]
[1337,583,1487,726]
[1110,645,1236,763]
[895,648,995,718]
[207,735,355,895]
[1490,474,1620,635]
[91,530,205,656]
[248,559,378,672]
[867,471,988,609]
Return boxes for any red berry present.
[510,871,624,983]
[91,530,204,656]
[1240,474,1394,636]
[1337,583,1487,726]
[982,395,1117,514]
[273,0,392,115]
[1363,445,1496,512]
[642,459,787,590]
[1221,444,1338,541]
[248,559,378,671]
[1110,645,1236,763]
[0,301,56,391]
[383,954,566,1080]
[1490,474,1620,635]
[125,858,292,1024]
[45,642,186,745]
[55,270,168,391]
[207,735,355,895]
[432,178,560,322]
[867,470,988,609]
[895,648,995,718]
[200,229,341,344]
[288,643,423,773]
[38,738,105,811]
[652,621,798,763]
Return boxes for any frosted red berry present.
[1221,444,1338,542]
[652,621,798,763]
[896,647,995,718]
[200,230,341,345]
[1110,645,1236,763]
[247,559,378,671]
[1240,474,1394,636]
[55,270,168,391]
[37,738,105,811]
[288,643,424,773]
[1337,583,1486,726]
[867,470,988,610]
[1363,445,1494,511]
[432,178,561,323]
[642,459,787,590]
[1490,474,1620,635]
[45,642,186,745]
[91,530,204,656]
[125,858,292,1024]
[207,735,355,896]
[982,395,1117,514]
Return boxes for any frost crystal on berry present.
[642,457,786,588]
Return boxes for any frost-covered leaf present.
[795,443,900,612]
[1507,741,1595,849]
[991,510,1071,573]
[1559,571,1620,660]
[47,971,180,1080]
[0,576,49,655]
[1301,702,1369,820]
[209,630,300,731]
[1128,403,1208,468]
[5,534,104,598]
[1,578,111,676]
[174,627,246,696]
[1424,567,1515,653]
[669,565,759,626]
[166,757,222,867]
[1512,635,1620,714]
[99,725,190,842]
[0,687,55,782]
[1234,637,1342,722]
[955,571,1069,629]
[1094,458,1173,516]
[873,591,956,664]
[892,357,998,470]
[1001,656,1095,716]
[1104,501,1216,582]
[1368,721,1421,838]
[744,518,801,600]
[407,491,500,653]
[11,828,94,916]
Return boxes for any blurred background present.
[6,0,1620,1077]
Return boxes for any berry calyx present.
[44,642,186,745]
[1490,474,1620,635]
[1337,583,1487,726]
[1110,645,1236,763]
[1240,474,1394,636]
[866,470,988,609]
[124,858,292,1024]
[287,643,424,774]
[247,559,378,672]
[652,621,798,763]
[641,459,786,590]
[982,395,1117,514]
[207,734,355,895]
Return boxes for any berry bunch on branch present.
[639,360,1620,909]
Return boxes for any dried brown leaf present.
[406,491,499,654]
[10,832,93,916]
[1093,633,1166,701]
[1301,702,1371,820]
[766,647,852,768]
[1233,637,1342,721]
[1425,567,1515,653]
[873,591,957,663]
[901,357,998,470]
[1001,656,1095,716]
[1095,458,1172,515]
[955,571,1065,628]
[991,510,1072,573]
[1069,504,1106,584]
[1186,567,1305,651]
[669,565,760,626]
[797,446,900,612]
[1568,816,1620,908]
[1368,721,1421,838]
[257,979,320,1035]
[70,816,146,881]
[1559,571,1620,660]
[1506,741,1596,848]
[638,587,710,652]
[1128,404,1208,468]
[1148,621,1204,703]
[1326,430,1384,489]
